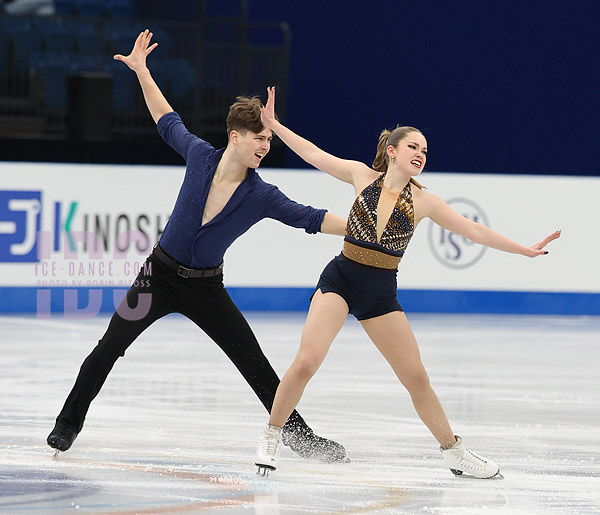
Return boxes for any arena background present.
[244,0,600,177]
[1,0,598,315]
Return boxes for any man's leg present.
[180,281,347,463]
[48,260,173,451]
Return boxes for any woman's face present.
[390,132,428,175]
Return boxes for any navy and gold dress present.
[314,173,414,320]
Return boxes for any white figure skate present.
[255,424,282,477]
[441,436,501,479]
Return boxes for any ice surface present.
[1,313,599,514]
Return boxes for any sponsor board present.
[1,163,598,316]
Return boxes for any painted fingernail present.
[544,251,549,254]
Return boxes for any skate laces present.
[260,428,281,459]
[450,447,488,472]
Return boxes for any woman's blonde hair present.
[372,126,425,189]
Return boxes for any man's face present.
[235,127,273,169]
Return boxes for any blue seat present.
[105,0,135,19]
[148,26,170,55]
[12,29,44,71]
[31,51,102,110]
[0,17,17,70]
[163,57,195,99]
[54,0,76,16]
[103,59,134,111]
[30,52,69,108]
[202,46,242,97]
[36,18,74,53]
[69,54,98,73]
[66,19,102,54]
[1,14,32,33]
[103,20,144,55]
[73,0,104,17]
[145,57,168,92]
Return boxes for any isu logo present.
[427,198,488,269]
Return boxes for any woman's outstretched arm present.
[420,191,560,257]
[260,87,369,185]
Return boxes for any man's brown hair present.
[226,96,265,136]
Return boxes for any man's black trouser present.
[56,251,305,433]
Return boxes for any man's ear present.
[229,130,239,145]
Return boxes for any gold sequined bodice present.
[342,174,414,269]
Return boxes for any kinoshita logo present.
[1,189,169,263]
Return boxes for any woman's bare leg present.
[360,311,456,448]
[269,290,349,427]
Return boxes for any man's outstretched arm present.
[113,29,173,124]
[320,212,346,236]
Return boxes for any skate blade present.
[52,449,61,460]
[256,464,275,477]
[450,468,503,480]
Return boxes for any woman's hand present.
[260,86,277,128]
[113,29,158,74]
[524,230,561,257]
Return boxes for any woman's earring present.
[391,156,395,162]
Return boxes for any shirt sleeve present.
[156,111,214,161]
[264,185,327,234]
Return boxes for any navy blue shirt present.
[157,112,327,268]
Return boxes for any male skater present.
[47,29,347,462]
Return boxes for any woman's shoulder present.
[353,167,382,192]
[411,184,447,222]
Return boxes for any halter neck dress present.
[313,174,415,320]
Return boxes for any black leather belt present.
[153,243,223,279]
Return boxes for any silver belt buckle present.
[177,265,191,278]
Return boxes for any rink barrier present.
[0,287,598,316]
[1,166,598,303]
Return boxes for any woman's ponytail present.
[372,129,391,172]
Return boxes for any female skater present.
[254,87,560,478]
